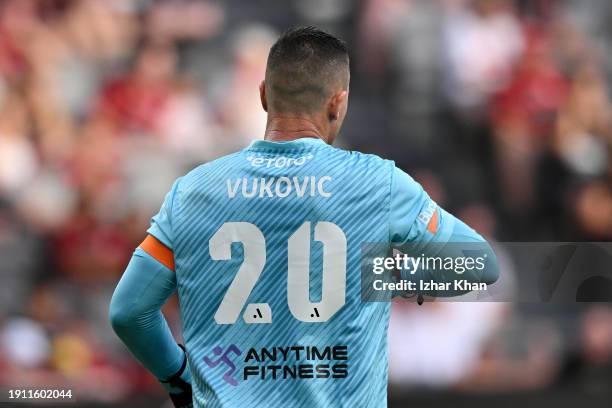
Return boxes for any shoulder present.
[176,151,243,190]
[328,145,395,169]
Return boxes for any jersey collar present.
[247,137,327,151]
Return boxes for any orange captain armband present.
[426,208,439,235]
[139,234,175,271]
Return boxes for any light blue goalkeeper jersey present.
[146,137,489,407]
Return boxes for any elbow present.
[482,242,499,285]
[109,291,133,335]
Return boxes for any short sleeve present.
[147,178,182,250]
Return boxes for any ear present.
[327,90,348,121]
[259,80,268,112]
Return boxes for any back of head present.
[265,26,350,114]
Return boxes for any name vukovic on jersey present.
[226,176,333,198]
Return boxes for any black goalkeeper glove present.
[159,344,193,408]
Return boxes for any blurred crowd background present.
[0,0,611,406]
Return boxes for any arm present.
[109,245,185,379]
[390,167,499,296]
[109,242,192,407]
[109,179,192,407]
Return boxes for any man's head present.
[260,26,350,144]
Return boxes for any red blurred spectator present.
[96,42,178,134]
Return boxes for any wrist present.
[159,344,192,394]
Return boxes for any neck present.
[264,116,328,143]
